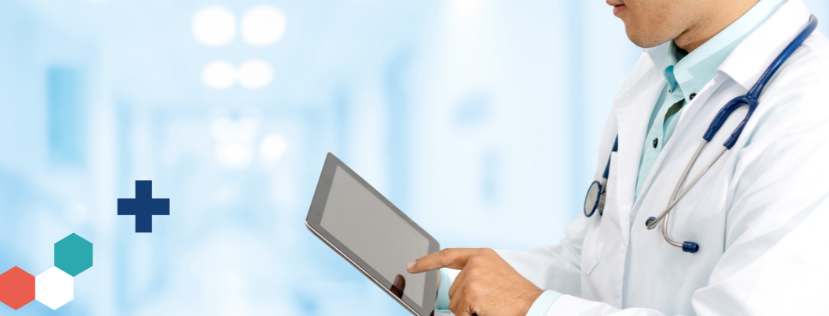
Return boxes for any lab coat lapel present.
[611,62,666,244]
[631,78,717,211]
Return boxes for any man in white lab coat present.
[407,0,829,315]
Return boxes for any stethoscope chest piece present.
[583,180,604,217]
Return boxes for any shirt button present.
[690,93,697,100]
[653,138,658,148]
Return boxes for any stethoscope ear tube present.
[748,15,819,99]
[704,15,818,149]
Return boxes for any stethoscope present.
[583,15,818,254]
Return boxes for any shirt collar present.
[663,43,687,93]
[663,0,787,101]
[644,43,669,69]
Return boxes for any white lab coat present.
[439,0,829,315]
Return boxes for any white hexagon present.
[35,267,74,310]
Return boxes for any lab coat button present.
[653,138,658,148]
[690,93,697,100]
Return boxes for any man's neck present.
[674,0,761,52]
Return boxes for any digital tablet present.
[306,153,439,316]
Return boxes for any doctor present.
[407,0,829,315]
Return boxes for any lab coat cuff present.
[526,290,563,316]
[544,294,621,315]
[435,268,452,310]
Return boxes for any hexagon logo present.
[1,233,92,311]
[54,233,93,277]
[35,267,74,310]
[0,266,35,310]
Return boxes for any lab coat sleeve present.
[437,136,829,315]
[437,211,590,310]
[437,126,829,316]
[494,213,590,297]
[433,207,589,316]
[540,130,829,315]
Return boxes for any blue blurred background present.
[1,0,827,315]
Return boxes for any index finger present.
[406,248,479,273]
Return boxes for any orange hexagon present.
[0,266,35,310]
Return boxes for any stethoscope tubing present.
[646,140,726,230]
[649,15,818,251]
[584,15,818,253]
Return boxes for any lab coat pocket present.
[581,152,618,275]
[580,217,606,275]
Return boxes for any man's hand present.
[407,248,543,316]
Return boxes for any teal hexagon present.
[54,233,93,277]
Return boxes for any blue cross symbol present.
[118,180,170,233]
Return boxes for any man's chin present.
[626,30,670,49]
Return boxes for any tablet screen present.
[320,165,431,307]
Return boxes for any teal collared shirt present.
[435,0,787,314]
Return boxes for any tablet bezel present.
[306,153,439,316]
